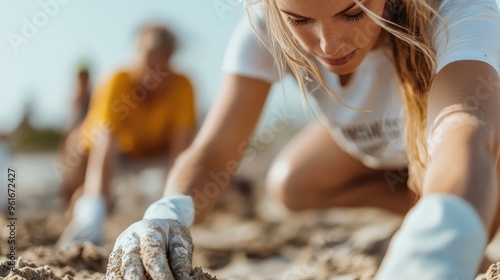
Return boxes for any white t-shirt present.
[222,0,500,169]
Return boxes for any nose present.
[319,24,344,56]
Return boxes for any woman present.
[106,0,500,279]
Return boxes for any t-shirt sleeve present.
[174,77,197,129]
[221,16,281,83]
[433,0,500,75]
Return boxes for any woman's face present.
[276,0,387,75]
[137,33,171,72]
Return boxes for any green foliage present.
[10,128,63,153]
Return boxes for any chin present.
[318,53,364,75]
[320,62,356,75]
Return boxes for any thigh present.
[267,123,415,213]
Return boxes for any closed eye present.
[343,10,366,22]
[286,16,310,27]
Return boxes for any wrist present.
[143,194,195,227]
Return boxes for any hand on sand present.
[106,218,194,280]
[107,194,196,279]
[57,194,106,249]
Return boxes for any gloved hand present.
[376,194,487,280]
[106,194,195,280]
[57,194,106,248]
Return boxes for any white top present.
[222,0,500,169]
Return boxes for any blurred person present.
[70,64,92,129]
[106,0,500,279]
[57,24,197,248]
[57,64,91,185]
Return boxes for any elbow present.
[473,120,499,160]
[428,113,498,161]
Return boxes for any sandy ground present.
[1,149,500,279]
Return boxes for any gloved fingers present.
[56,221,78,249]
[106,246,123,280]
[120,233,147,280]
[57,221,101,249]
[167,220,194,280]
[140,224,175,280]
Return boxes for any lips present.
[320,50,357,66]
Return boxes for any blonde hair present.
[250,0,445,191]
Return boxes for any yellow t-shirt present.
[81,71,196,159]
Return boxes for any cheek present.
[289,27,319,52]
[350,19,383,49]
[348,1,386,48]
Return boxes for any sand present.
[0,172,400,280]
[3,152,500,279]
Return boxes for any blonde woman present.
[106,0,500,279]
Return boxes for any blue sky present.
[0,0,307,133]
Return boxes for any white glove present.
[57,194,106,248]
[376,194,487,280]
[106,194,195,280]
[142,194,195,226]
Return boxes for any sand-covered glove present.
[376,194,487,280]
[106,194,195,280]
[57,194,106,248]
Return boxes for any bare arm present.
[164,74,272,223]
[168,127,195,164]
[424,60,500,234]
[376,61,500,279]
[82,130,119,199]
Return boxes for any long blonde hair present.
[250,0,445,189]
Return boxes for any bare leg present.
[266,123,415,216]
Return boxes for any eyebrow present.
[280,1,361,18]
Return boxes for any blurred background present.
[0,0,309,199]
[0,0,308,136]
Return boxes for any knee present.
[266,160,306,211]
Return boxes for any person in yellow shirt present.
[57,24,196,248]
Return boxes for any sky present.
[0,0,307,133]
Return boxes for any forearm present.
[163,146,241,223]
[424,121,498,233]
[167,128,195,168]
[160,75,271,223]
